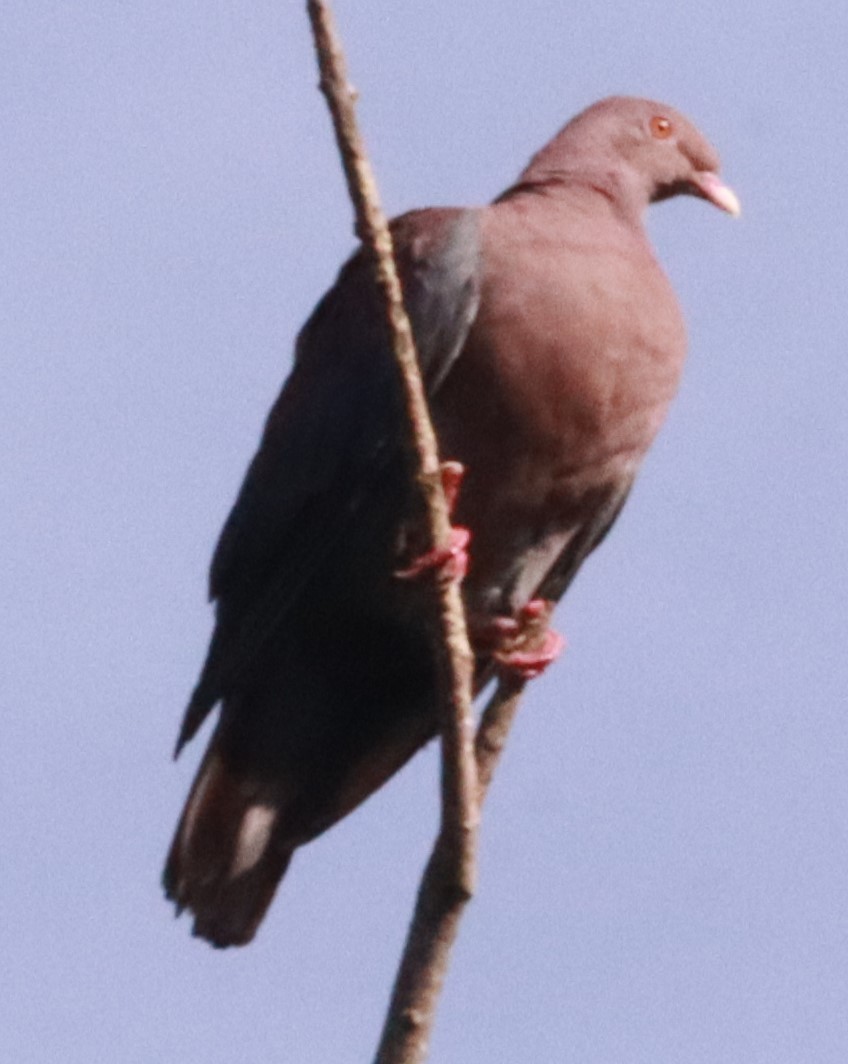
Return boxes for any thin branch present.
[474,676,527,797]
[373,669,531,1062]
[304,6,553,1062]
[305,4,480,1062]
[474,598,557,795]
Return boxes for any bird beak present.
[692,171,741,217]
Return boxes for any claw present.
[495,628,565,681]
[478,598,566,682]
[395,526,470,582]
[439,460,465,516]
[395,461,470,582]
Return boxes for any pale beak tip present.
[696,172,741,218]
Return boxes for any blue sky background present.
[3,2,847,1061]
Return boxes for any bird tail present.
[163,741,295,948]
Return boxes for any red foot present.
[395,461,470,582]
[438,460,465,515]
[496,628,565,680]
[395,526,470,582]
[486,599,566,681]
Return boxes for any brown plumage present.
[164,96,738,947]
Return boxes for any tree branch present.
[305,4,479,1061]
[305,5,535,1062]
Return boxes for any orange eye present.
[650,115,673,139]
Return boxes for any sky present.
[2,2,847,1062]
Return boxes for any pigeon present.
[164,96,738,947]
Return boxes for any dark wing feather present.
[471,478,634,694]
[176,208,481,753]
[536,479,635,605]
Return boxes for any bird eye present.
[650,115,673,139]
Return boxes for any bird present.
[164,95,739,947]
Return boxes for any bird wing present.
[536,478,635,606]
[176,208,481,752]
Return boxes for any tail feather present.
[165,690,439,947]
[163,745,294,948]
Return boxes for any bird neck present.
[495,165,648,226]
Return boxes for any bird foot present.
[496,627,565,681]
[437,460,465,515]
[395,526,470,582]
[479,599,566,681]
[395,461,470,582]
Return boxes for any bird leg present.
[395,461,470,582]
[474,599,565,681]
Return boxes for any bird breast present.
[429,198,687,613]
